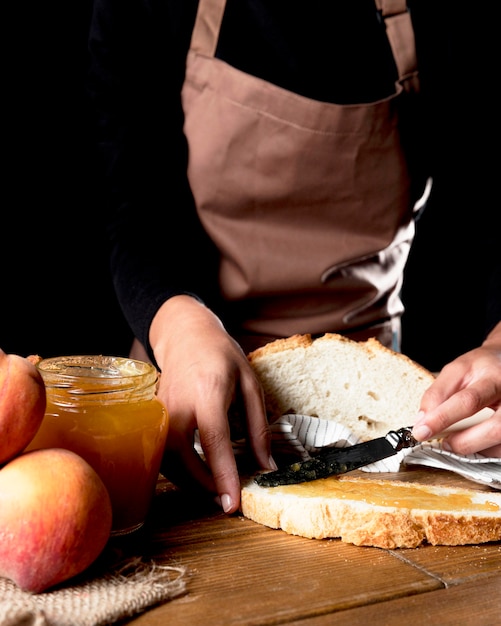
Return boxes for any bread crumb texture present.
[248,333,436,441]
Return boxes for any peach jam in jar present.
[28,355,169,535]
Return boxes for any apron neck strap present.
[375,0,419,92]
[190,0,227,57]
[190,0,419,93]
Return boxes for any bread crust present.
[240,475,501,548]
[248,333,315,358]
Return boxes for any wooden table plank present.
[122,489,441,625]
[394,543,501,584]
[125,535,441,625]
[284,574,501,626]
[121,469,501,625]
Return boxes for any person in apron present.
[88,0,501,513]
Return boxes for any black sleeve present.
[87,0,221,358]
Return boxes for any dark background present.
[2,2,498,370]
[3,2,133,359]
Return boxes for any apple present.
[0,349,46,464]
[0,447,112,593]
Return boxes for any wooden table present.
[115,467,500,626]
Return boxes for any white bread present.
[242,334,501,548]
[247,333,435,441]
[240,474,501,548]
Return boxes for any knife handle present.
[385,427,417,451]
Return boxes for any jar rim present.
[36,355,158,390]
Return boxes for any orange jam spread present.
[274,477,500,512]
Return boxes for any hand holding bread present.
[412,321,501,457]
[148,296,500,520]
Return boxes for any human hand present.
[412,322,501,457]
[149,295,276,514]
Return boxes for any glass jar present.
[27,355,169,536]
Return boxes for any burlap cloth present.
[0,556,187,626]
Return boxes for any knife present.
[254,426,418,487]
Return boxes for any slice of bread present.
[243,333,501,548]
[247,333,435,441]
[240,474,501,548]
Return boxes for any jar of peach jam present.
[27,355,169,536]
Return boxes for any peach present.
[0,448,112,593]
[0,349,46,464]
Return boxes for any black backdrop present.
[3,2,132,358]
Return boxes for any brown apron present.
[134,1,423,360]
[179,0,423,355]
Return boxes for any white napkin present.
[268,415,501,490]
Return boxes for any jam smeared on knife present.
[255,427,417,487]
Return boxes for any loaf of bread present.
[242,333,501,548]
[240,473,501,548]
[247,333,435,441]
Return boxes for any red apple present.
[0,448,112,593]
[0,349,46,464]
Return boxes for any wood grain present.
[121,469,501,625]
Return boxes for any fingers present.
[239,368,276,471]
[161,422,217,496]
[161,399,245,514]
[147,298,281,511]
[194,364,277,513]
[413,379,493,441]
[412,345,501,456]
[476,443,501,457]
[441,408,501,456]
[197,417,241,513]
[158,358,273,514]
[160,379,242,513]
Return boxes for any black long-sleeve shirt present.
[87,0,500,366]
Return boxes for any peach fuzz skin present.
[0,349,46,464]
[0,448,112,593]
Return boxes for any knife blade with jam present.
[255,426,418,487]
